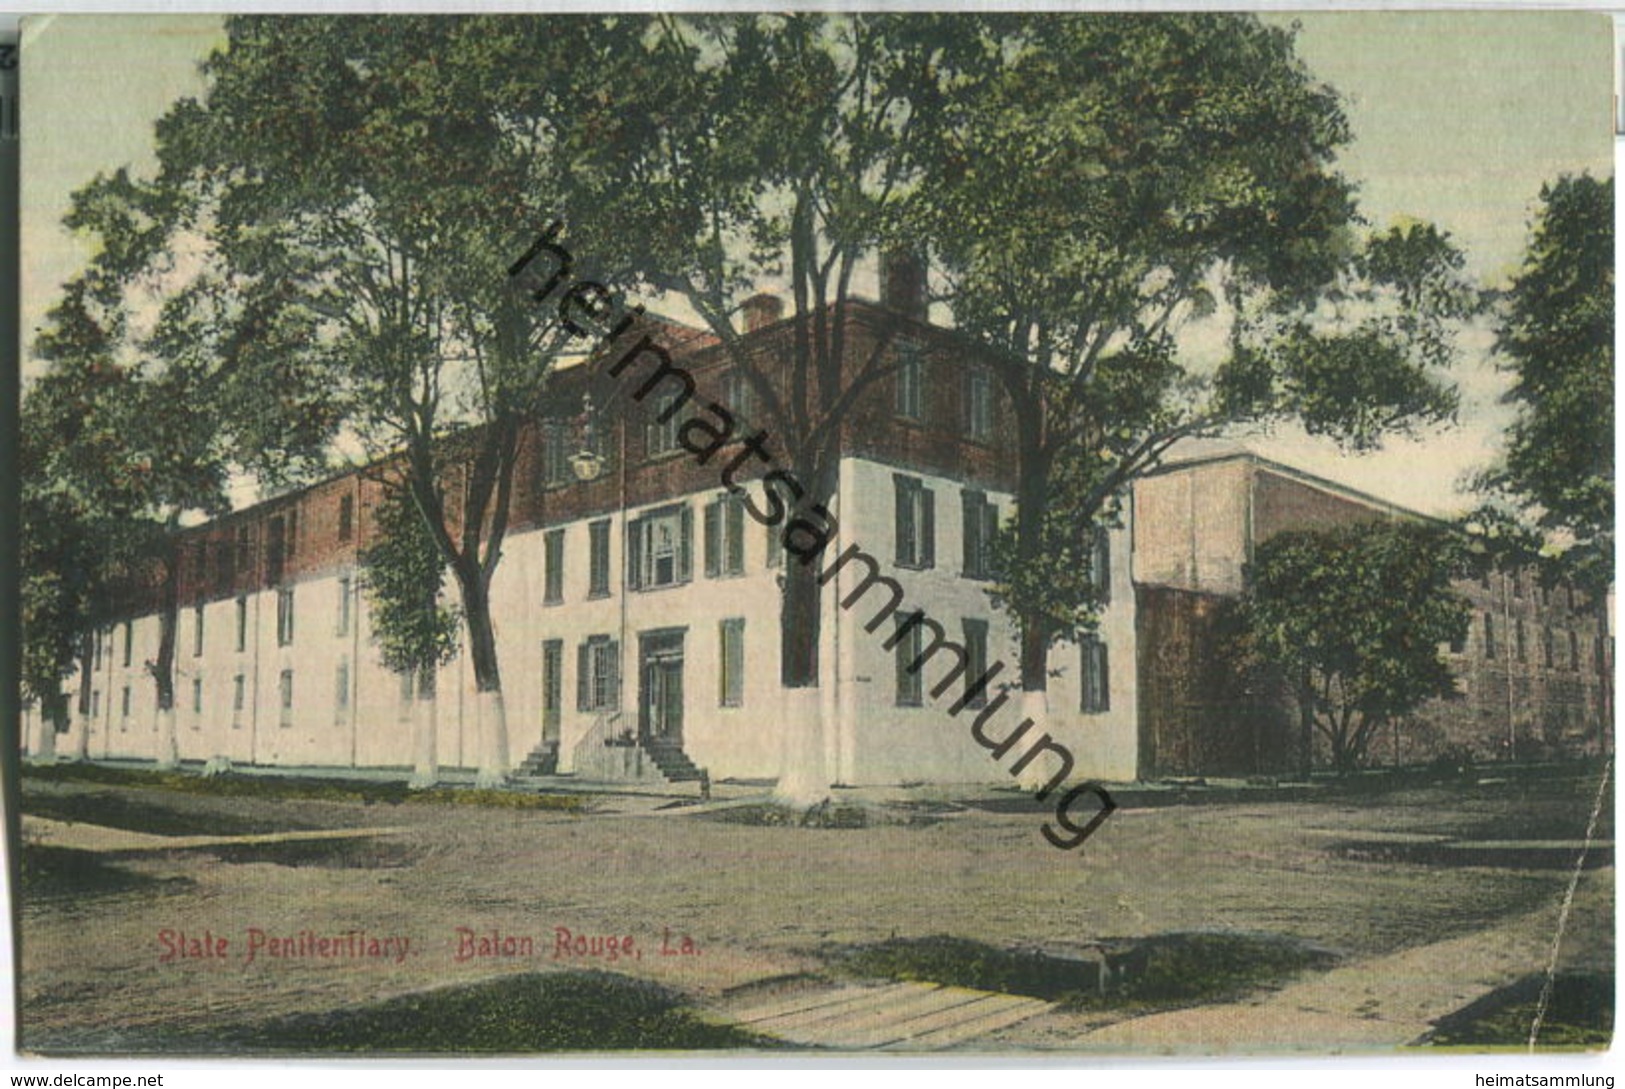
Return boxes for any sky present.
[18,11,1617,517]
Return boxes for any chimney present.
[879,250,928,321]
[740,292,784,333]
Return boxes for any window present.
[961,619,989,710]
[193,604,206,657]
[542,639,563,735]
[645,389,685,457]
[338,494,355,542]
[705,493,747,578]
[577,636,621,712]
[766,522,784,568]
[277,587,296,646]
[724,370,754,423]
[232,674,245,718]
[336,576,352,636]
[1543,626,1555,668]
[540,422,572,489]
[1483,614,1496,659]
[1080,634,1110,714]
[894,475,935,569]
[121,685,131,719]
[895,613,924,707]
[214,540,235,596]
[92,689,101,719]
[335,659,350,715]
[961,490,998,580]
[122,621,133,668]
[286,508,299,560]
[719,618,745,707]
[236,525,253,572]
[235,596,248,653]
[267,516,286,584]
[1570,630,1581,672]
[279,669,294,725]
[544,529,566,604]
[192,677,204,715]
[94,629,103,671]
[1515,617,1527,663]
[895,343,922,420]
[964,366,992,441]
[1089,531,1112,605]
[588,520,612,597]
[629,505,693,590]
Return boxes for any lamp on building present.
[569,392,604,483]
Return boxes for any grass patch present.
[186,971,779,1054]
[701,802,870,829]
[205,837,419,870]
[832,932,1337,1011]
[21,789,301,837]
[1426,971,1613,1049]
[22,763,588,812]
[18,844,191,902]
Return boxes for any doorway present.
[638,629,685,744]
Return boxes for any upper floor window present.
[629,504,693,591]
[705,493,747,578]
[338,494,355,542]
[336,576,353,636]
[540,422,572,489]
[895,343,922,421]
[544,528,566,605]
[964,366,992,441]
[235,596,248,653]
[277,587,296,647]
[894,475,935,570]
[122,620,133,668]
[1089,531,1112,606]
[1483,613,1496,659]
[645,390,685,457]
[723,370,754,424]
[961,490,998,580]
[588,519,612,598]
[193,604,206,657]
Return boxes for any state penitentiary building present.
[21,272,1612,784]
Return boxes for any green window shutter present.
[921,486,936,568]
[704,501,721,578]
[577,642,590,711]
[679,506,694,582]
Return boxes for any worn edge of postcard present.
[7,10,1615,1062]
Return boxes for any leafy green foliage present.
[925,16,1480,688]
[359,487,461,681]
[217,971,775,1053]
[1483,174,1613,593]
[1244,521,1471,772]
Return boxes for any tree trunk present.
[775,458,837,802]
[31,693,61,762]
[409,665,440,789]
[1296,677,1315,780]
[153,550,180,770]
[73,636,92,760]
[455,569,509,787]
[1012,407,1053,695]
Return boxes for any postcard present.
[10,10,1615,1060]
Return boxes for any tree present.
[359,484,462,788]
[551,13,995,798]
[926,16,1479,724]
[25,157,336,769]
[139,16,606,784]
[1479,174,1613,738]
[1243,520,1471,774]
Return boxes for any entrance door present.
[639,630,685,744]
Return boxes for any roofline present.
[1142,448,1447,527]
